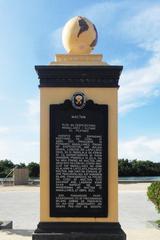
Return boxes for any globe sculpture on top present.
[62,16,98,55]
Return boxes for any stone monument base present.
[32,222,126,240]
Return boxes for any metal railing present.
[1,166,18,186]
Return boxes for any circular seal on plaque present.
[71,92,86,109]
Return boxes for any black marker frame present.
[50,100,108,217]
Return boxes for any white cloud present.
[119,136,160,162]
[119,101,146,114]
[26,96,40,132]
[122,5,160,54]
[75,1,120,25]
[119,57,160,113]
[0,97,40,163]
[117,4,160,113]
[0,127,9,134]
[51,27,64,53]
[0,139,39,163]
[27,97,39,117]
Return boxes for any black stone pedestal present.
[32,222,126,240]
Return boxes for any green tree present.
[118,159,132,176]
[27,162,40,178]
[118,159,160,177]
[0,159,15,178]
[16,162,26,168]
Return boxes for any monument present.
[13,168,29,185]
[33,16,126,240]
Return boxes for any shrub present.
[147,182,160,213]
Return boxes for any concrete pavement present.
[0,184,159,240]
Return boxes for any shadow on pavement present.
[2,229,33,236]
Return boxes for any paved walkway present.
[119,183,160,240]
[0,184,160,239]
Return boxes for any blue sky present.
[0,0,160,163]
